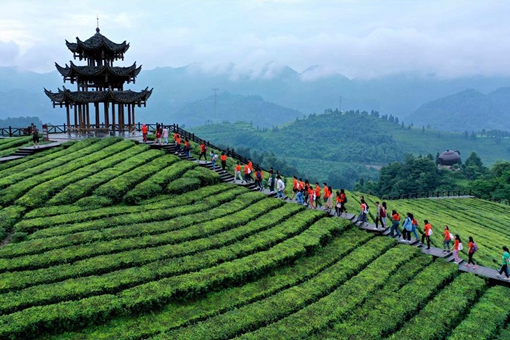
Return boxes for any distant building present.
[438,150,461,166]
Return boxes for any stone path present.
[0,142,61,163]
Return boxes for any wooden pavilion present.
[44,26,152,134]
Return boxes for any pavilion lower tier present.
[62,102,139,134]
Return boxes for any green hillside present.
[189,110,510,188]
[0,136,510,338]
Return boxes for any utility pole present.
[212,88,219,116]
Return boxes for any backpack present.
[344,194,348,203]
[472,242,478,252]
[256,171,262,180]
[364,203,369,214]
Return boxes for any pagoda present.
[44,26,152,134]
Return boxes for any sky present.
[1,0,510,79]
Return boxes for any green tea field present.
[0,136,510,339]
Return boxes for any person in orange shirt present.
[443,225,453,252]
[198,142,207,161]
[335,191,342,216]
[315,183,322,208]
[234,163,242,182]
[339,189,347,215]
[247,159,254,181]
[184,139,191,158]
[244,164,251,183]
[421,220,432,250]
[307,185,316,209]
[453,234,462,264]
[175,135,181,154]
[292,176,298,200]
[389,210,401,237]
[323,183,330,211]
[141,123,148,142]
[296,178,305,205]
[220,152,227,171]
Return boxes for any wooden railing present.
[379,190,473,200]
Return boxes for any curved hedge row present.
[64,225,367,339]
[48,144,153,205]
[16,140,139,208]
[123,160,197,205]
[92,153,177,203]
[0,214,342,338]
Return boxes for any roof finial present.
[96,14,100,33]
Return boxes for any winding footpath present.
[149,141,510,288]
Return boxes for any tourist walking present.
[184,139,191,158]
[291,176,298,200]
[198,142,207,161]
[335,191,342,216]
[402,213,413,243]
[339,189,347,215]
[357,198,369,223]
[155,128,162,145]
[220,152,227,171]
[381,202,387,227]
[174,134,181,154]
[32,123,39,148]
[453,234,463,264]
[210,151,218,170]
[141,123,148,142]
[235,163,243,182]
[244,164,251,183]
[421,220,432,249]
[315,183,323,208]
[389,210,401,237]
[162,126,169,144]
[498,246,510,280]
[411,216,420,241]
[255,168,264,191]
[466,236,478,269]
[443,225,453,252]
[375,201,386,229]
[296,178,305,205]
[276,175,285,199]
[308,185,316,209]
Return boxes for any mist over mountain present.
[1,65,510,129]
[408,87,510,132]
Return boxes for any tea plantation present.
[0,136,510,339]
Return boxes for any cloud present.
[0,41,20,66]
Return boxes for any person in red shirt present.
[247,159,254,181]
[466,236,478,269]
[323,183,331,211]
[141,124,148,142]
[198,142,207,161]
[235,163,242,182]
[453,234,462,264]
[335,191,342,216]
[308,185,316,209]
[443,225,453,252]
[184,139,191,158]
[390,210,401,237]
[315,183,322,208]
[244,164,251,183]
[292,176,298,200]
[220,152,227,171]
[421,220,432,249]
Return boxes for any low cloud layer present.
[1,0,510,79]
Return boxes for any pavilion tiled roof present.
[44,87,153,105]
[55,61,142,79]
[66,28,129,55]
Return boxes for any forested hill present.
[408,87,510,132]
[190,110,510,189]
[171,92,303,128]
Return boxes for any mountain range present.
[408,87,510,132]
[1,64,510,130]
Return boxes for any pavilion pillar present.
[112,103,116,133]
[66,105,71,135]
[119,104,124,132]
[127,104,132,130]
[95,102,100,128]
[132,104,136,128]
[86,104,90,130]
[104,102,109,129]
[78,105,83,132]
[74,105,78,130]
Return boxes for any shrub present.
[167,178,201,194]
[11,232,28,243]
